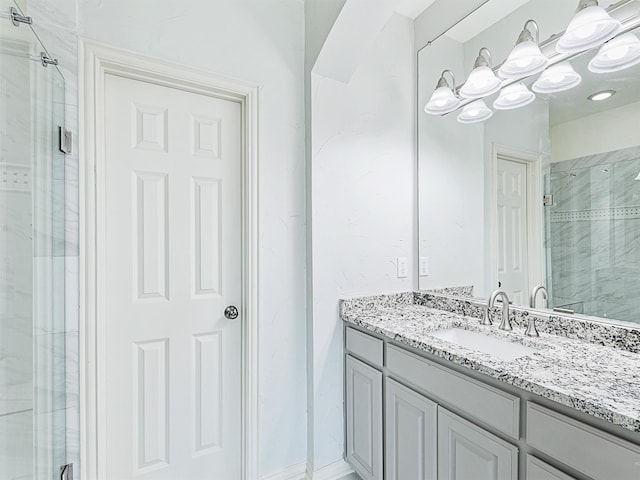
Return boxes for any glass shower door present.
[545,153,640,323]
[0,2,71,478]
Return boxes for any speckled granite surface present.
[425,285,474,297]
[414,291,640,354]
[341,292,640,433]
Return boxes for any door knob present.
[224,305,239,320]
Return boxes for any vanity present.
[340,292,640,480]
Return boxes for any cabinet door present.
[346,355,383,480]
[438,408,518,480]
[386,378,437,480]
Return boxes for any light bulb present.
[588,33,640,73]
[457,100,493,124]
[425,71,461,115]
[493,83,536,110]
[532,62,582,93]
[556,3,621,54]
[460,48,502,99]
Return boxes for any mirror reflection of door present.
[494,150,543,306]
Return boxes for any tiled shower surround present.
[547,145,640,323]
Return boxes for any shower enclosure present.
[546,146,640,324]
[1,2,77,478]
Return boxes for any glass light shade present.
[457,100,493,124]
[588,33,640,73]
[459,66,502,99]
[425,86,461,114]
[499,41,549,79]
[556,5,622,54]
[493,83,536,110]
[532,62,582,93]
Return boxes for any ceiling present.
[445,0,531,43]
[394,0,437,19]
[547,45,640,126]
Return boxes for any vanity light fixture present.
[588,32,640,73]
[532,62,582,93]
[424,70,461,115]
[499,20,549,79]
[459,48,502,99]
[556,0,622,54]
[588,89,615,101]
[457,99,493,124]
[493,83,536,110]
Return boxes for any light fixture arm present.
[576,0,599,12]
[516,19,540,45]
[435,69,456,89]
[473,47,493,68]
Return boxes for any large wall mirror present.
[418,0,640,324]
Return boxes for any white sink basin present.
[429,328,539,361]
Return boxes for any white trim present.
[490,144,544,298]
[306,459,354,480]
[260,462,307,480]
[79,39,260,480]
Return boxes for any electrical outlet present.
[419,257,429,276]
[397,257,408,278]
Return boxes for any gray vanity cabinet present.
[385,378,437,480]
[526,456,576,480]
[345,354,383,480]
[527,402,640,480]
[438,408,518,480]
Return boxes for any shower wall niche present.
[546,146,640,324]
[1,1,78,478]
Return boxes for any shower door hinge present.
[60,463,73,480]
[59,127,72,155]
[10,7,32,26]
[41,52,59,68]
[543,194,554,206]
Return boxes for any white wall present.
[78,1,307,476]
[551,100,640,162]
[417,35,485,293]
[309,13,416,470]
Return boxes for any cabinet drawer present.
[527,402,640,480]
[387,344,519,439]
[526,455,575,480]
[346,327,383,367]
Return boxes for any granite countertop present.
[341,293,640,433]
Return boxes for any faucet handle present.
[480,306,492,325]
[525,316,539,337]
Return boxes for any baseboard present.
[260,461,307,480]
[306,459,354,480]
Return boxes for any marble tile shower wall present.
[0,0,80,478]
[0,19,36,480]
[548,146,640,323]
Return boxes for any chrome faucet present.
[488,289,512,331]
[530,284,548,309]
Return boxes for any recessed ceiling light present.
[588,90,615,101]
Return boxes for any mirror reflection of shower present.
[546,146,640,322]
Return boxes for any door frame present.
[489,144,544,300]
[79,39,260,479]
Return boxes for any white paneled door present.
[103,73,242,479]
[496,158,529,306]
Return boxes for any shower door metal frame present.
[79,39,261,480]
